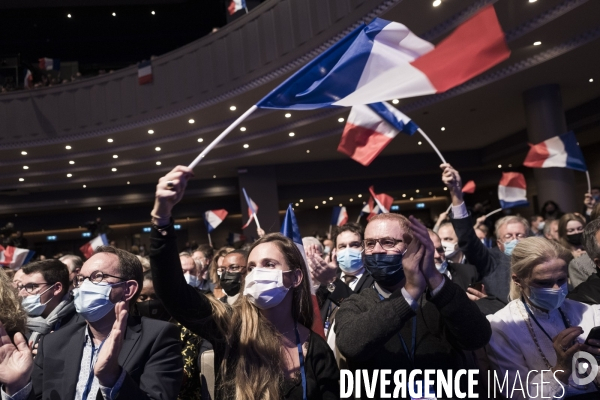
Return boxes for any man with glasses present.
[216,249,247,305]
[441,163,529,305]
[0,246,183,400]
[335,213,491,397]
[17,259,75,352]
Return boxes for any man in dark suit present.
[568,218,600,305]
[427,229,478,291]
[0,246,183,400]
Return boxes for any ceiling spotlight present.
[67,14,72,18]
[21,151,27,155]
[83,184,86,188]
[197,138,203,142]
[127,181,130,185]
[322,200,326,204]
[441,127,446,131]
[402,194,407,198]
[107,138,113,143]
[295,203,299,206]
[213,175,216,178]
[358,194,362,198]
[156,161,161,165]
[444,187,448,191]
[509,164,513,167]
[65,145,72,150]
[112,168,117,171]
[418,141,422,145]
[243,144,249,148]
[315,205,319,209]
[112,12,116,16]
[300,199,304,202]
[230,106,237,111]
[148,129,154,134]
[189,119,195,124]
[433,0,442,6]
[113,155,118,158]
[498,164,502,168]
[67,173,72,177]
[98,207,102,210]
[338,117,345,123]
[533,41,541,46]
[339,203,343,207]
[410,197,414,201]
[240,127,246,132]
[151,10,155,15]
[529,0,537,2]
[69,160,75,164]
[155,147,161,151]
[392,99,399,104]
[285,113,291,118]
[590,78,594,83]
[289,132,295,137]
[329,197,333,200]
[23,166,29,170]
[306,150,310,153]
[416,189,420,193]
[349,198,354,202]
[19,178,24,182]
[429,192,432,195]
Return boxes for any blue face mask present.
[593,195,600,202]
[435,260,448,275]
[336,248,364,275]
[528,283,568,311]
[364,253,404,287]
[74,280,121,322]
[503,239,518,256]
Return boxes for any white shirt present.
[487,298,600,399]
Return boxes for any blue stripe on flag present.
[330,206,341,226]
[560,131,587,172]
[242,188,256,214]
[367,103,419,135]
[204,212,215,234]
[500,199,529,209]
[281,204,303,245]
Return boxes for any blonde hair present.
[495,215,529,238]
[0,269,27,337]
[509,237,572,300]
[368,212,411,233]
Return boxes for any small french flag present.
[38,58,60,71]
[138,60,153,85]
[367,186,393,220]
[338,102,418,166]
[228,0,246,15]
[462,180,476,194]
[330,206,349,226]
[204,209,228,233]
[498,172,529,209]
[360,202,371,217]
[228,232,246,245]
[241,188,259,229]
[523,132,587,172]
[0,246,36,270]
[79,234,109,259]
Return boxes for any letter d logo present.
[571,351,598,386]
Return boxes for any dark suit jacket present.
[317,271,375,323]
[30,314,183,400]
[446,262,478,291]
[568,271,600,305]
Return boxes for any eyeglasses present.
[216,264,244,274]
[73,271,126,288]
[17,282,51,294]
[362,237,404,251]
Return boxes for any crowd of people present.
[0,163,600,399]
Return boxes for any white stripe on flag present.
[206,212,222,228]
[542,136,568,169]
[498,186,527,203]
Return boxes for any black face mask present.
[363,253,405,287]
[219,272,243,296]
[566,233,583,246]
[135,299,171,321]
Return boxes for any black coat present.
[317,271,375,323]
[568,271,600,305]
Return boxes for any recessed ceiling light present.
[329,197,333,200]
[441,127,446,131]
[300,199,304,202]
[533,41,541,46]
[358,194,362,198]
[322,200,326,204]
[410,197,414,200]
[339,203,343,207]
[155,147,161,151]
[429,192,432,195]
[113,155,118,158]
[127,181,130,185]
[315,205,319,209]
[156,161,161,165]
[416,189,420,193]
[509,164,513,167]
[444,187,448,191]
[21,151,27,155]
[243,144,249,148]
[418,141,422,145]
[98,207,102,210]
[289,132,295,137]
[19,178,24,182]
[433,0,441,7]
[148,129,154,134]
[112,168,117,171]
[107,138,113,143]
[197,138,203,142]
[83,184,86,188]
[112,12,116,16]
[67,13,72,18]
[23,166,29,170]
[189,119,195,124]
[529,0,537,3]
[151,10,155,15]
[65,145,72,150]
[402,194,407,197]
[392,99,399,104]
[230,106,236,111]
[306,150,310,153]
[213,175,216,178]
[69,160,75,164]
[67,173,72,177]
[338,117,345,123]
[295,203,299,206]
[590,78,594,83]
[349,198,354,202]
[240,127,246,132]
[498,164,502,168]
[285,113,291,118]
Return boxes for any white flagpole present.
[328,225,332,240]
[188,105,258,169]
[254,215,262,231]
[417,128,447,164]
[484,208,503,219]
[208,233,212,247]
[585,170,592,194]
[356,214,362,223]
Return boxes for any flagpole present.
[254,215,262,231]
[417,128,447,164]
[188,105,258,169]
[484,208,503,219]
[356,215,361,223]
[328,225,332,240]
[585,171,592,194]
[208,233,212,247]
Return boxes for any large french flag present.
[204,209,228,233]
[523,132,587,172]
[0,246,36,270]
[38,58,60,71]
[367,186,394,220]
[138,61,153,85]
[257,6,509,110]
[330,206,349,226]
[280,204,325,338]
[241,188,259,229]
[498,172,529,209]
[228,0,246,15]
[79,234,109,259]
[338,102,419,166]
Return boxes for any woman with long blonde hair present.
[149,166,339,400]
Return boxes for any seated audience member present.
[11,269,24,289]
[487,237,600,399]
[181,252,201,288]
[437,221,467,264]
[530,215,545,237]
[441,163,528,303]
[302,236,324,258]
[322,238,334,258]
[541,200,564,220]
[216,249,247,304]
[193,244,214,292]
[583,192,597,222]
[208,247,234,299]
[569,219,600,304]
[0,268,27,340]
[150,166,339,399]
[432,209,449,233]
[59,254,83,291]
[136,270,202,400]
[428,229,478,291]
[335,213,491,397]
[544,219,560,242]
[558,213,586,259]
[18,259,76,349]
[474,224,493,248]
[0,246,183,399]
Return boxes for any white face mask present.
[435,260,449,275]
[184,273,199,288]
[441,241,459,258]
[21,284,56,317]
[243,268,292,309]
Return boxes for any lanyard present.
[522,297,569,343]
[378,292,417,365]
[294,324,308,400]
[81,334,109,400]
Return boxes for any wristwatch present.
[326,281,336,293]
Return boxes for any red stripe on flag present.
[410,5,510,93]
[310,295,325,339]
[523,142,549,168]
[337,123,393,166]
[139,75,153,85]
[500,172,526,188]
[462,180,476,194]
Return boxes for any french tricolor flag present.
[338,103,418,166]
[498,172,529,209]
[38,58,60,71]
[367,186,393,221]
[241,188,259,229]
[523,132,587,172]
[228,0,246,15]
[462,180,476,194]
[330,206,349,226]
[0,246,36,270]
[138,60,153,85]
[79,234,109,259]
[257,6,509,110]
[204,209,228,233]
